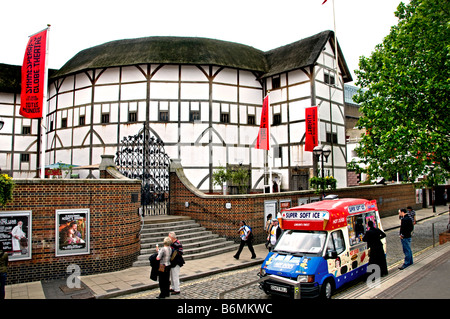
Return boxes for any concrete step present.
[133,215,237,267]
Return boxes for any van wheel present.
[320,279,334,299]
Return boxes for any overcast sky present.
[1,0,403,84]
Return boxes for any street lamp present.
[313,145,332,198]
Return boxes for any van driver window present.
[327,230,345,255]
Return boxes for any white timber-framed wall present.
[0,31,352,192]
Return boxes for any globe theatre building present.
[0,30,352,192]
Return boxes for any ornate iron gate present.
[115,124,170,216]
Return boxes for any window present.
[274,230,327,256]
[22,126,31,135]
[273,113,281,126]
[20,153,30,163]
[326,132,338,144]
[220,113,229,123]
[159,111,169,122]
[324,71,335,85]
[327,230,345,255]
[128,111,137,123]
[79,115,85,126]
[272,76,281,89]
[274,145,282,159]
[49,121,54,132]
[190,110,200,122]
[61,118,68,128]
[247,115,255,125]
[101,113,110,124]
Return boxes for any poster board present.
[0,211,32,261]
[56,209,90,257]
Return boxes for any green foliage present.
[0,174,15,207]
[212,166,250,194]
[353,0,450,186]
[230,167,250,194]
[309,175,337,195]
[212,166,230,188]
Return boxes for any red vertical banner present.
[20,29,48,118]
[255,95,270,150]
[305,106,318,152]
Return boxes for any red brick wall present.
[0,178,141,284]
[169,163,420,244]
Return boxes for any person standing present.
[233,221,256,260]
[0,242,8,299]
[155,237,172,299]
[398,208,414,270]
[267,219,281,251]
[363,220,388,276]
[168,231,184,295]
[406,206,416,225]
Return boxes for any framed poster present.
[56,209,90,257]
[0,211,32,261]
[279,199,292,211]
[264,200,278,229]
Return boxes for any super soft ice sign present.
[283,211,329,220]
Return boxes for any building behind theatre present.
[0,30,353,192]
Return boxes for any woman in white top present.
[156,237,172,298]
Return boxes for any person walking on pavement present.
[155,237,172,299]
[0,242,8,299]
[398,208,414,270]
[363,220,388,276]
[168,231,184,295]
[234,221,256,260]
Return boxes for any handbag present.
[158,263,166,272]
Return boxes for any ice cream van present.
[259,197,385,299]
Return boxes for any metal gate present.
[115,124,170,216]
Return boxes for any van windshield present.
[273,230,327,256]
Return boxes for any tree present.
[353,0,450,186]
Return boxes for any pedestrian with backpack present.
[233,220,256,260]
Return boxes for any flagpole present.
[332,0,339,86]
[266,92,273,193]
[40,24,50,179]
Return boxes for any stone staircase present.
[132,216,238,267]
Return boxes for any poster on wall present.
[0,211,32,261]
[56,209,90,257]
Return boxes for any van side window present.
[327,230,345,255]
[347,211,378,246]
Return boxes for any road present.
[117,214,449,300]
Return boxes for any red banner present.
[20,29,47,119]
[305,106,318,152]
[255,95,270,150]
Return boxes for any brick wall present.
[0,178,141,284]
[169,160,420,244]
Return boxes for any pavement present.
[4,205,449,300]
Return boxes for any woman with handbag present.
[155,237,172,299]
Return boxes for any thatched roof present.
[0,63,21,94]
[2,31,351,90]
[52,30,351,82]
[52,36,268,78]
[264,30,351,82]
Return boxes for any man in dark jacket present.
[398,208,414,270]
